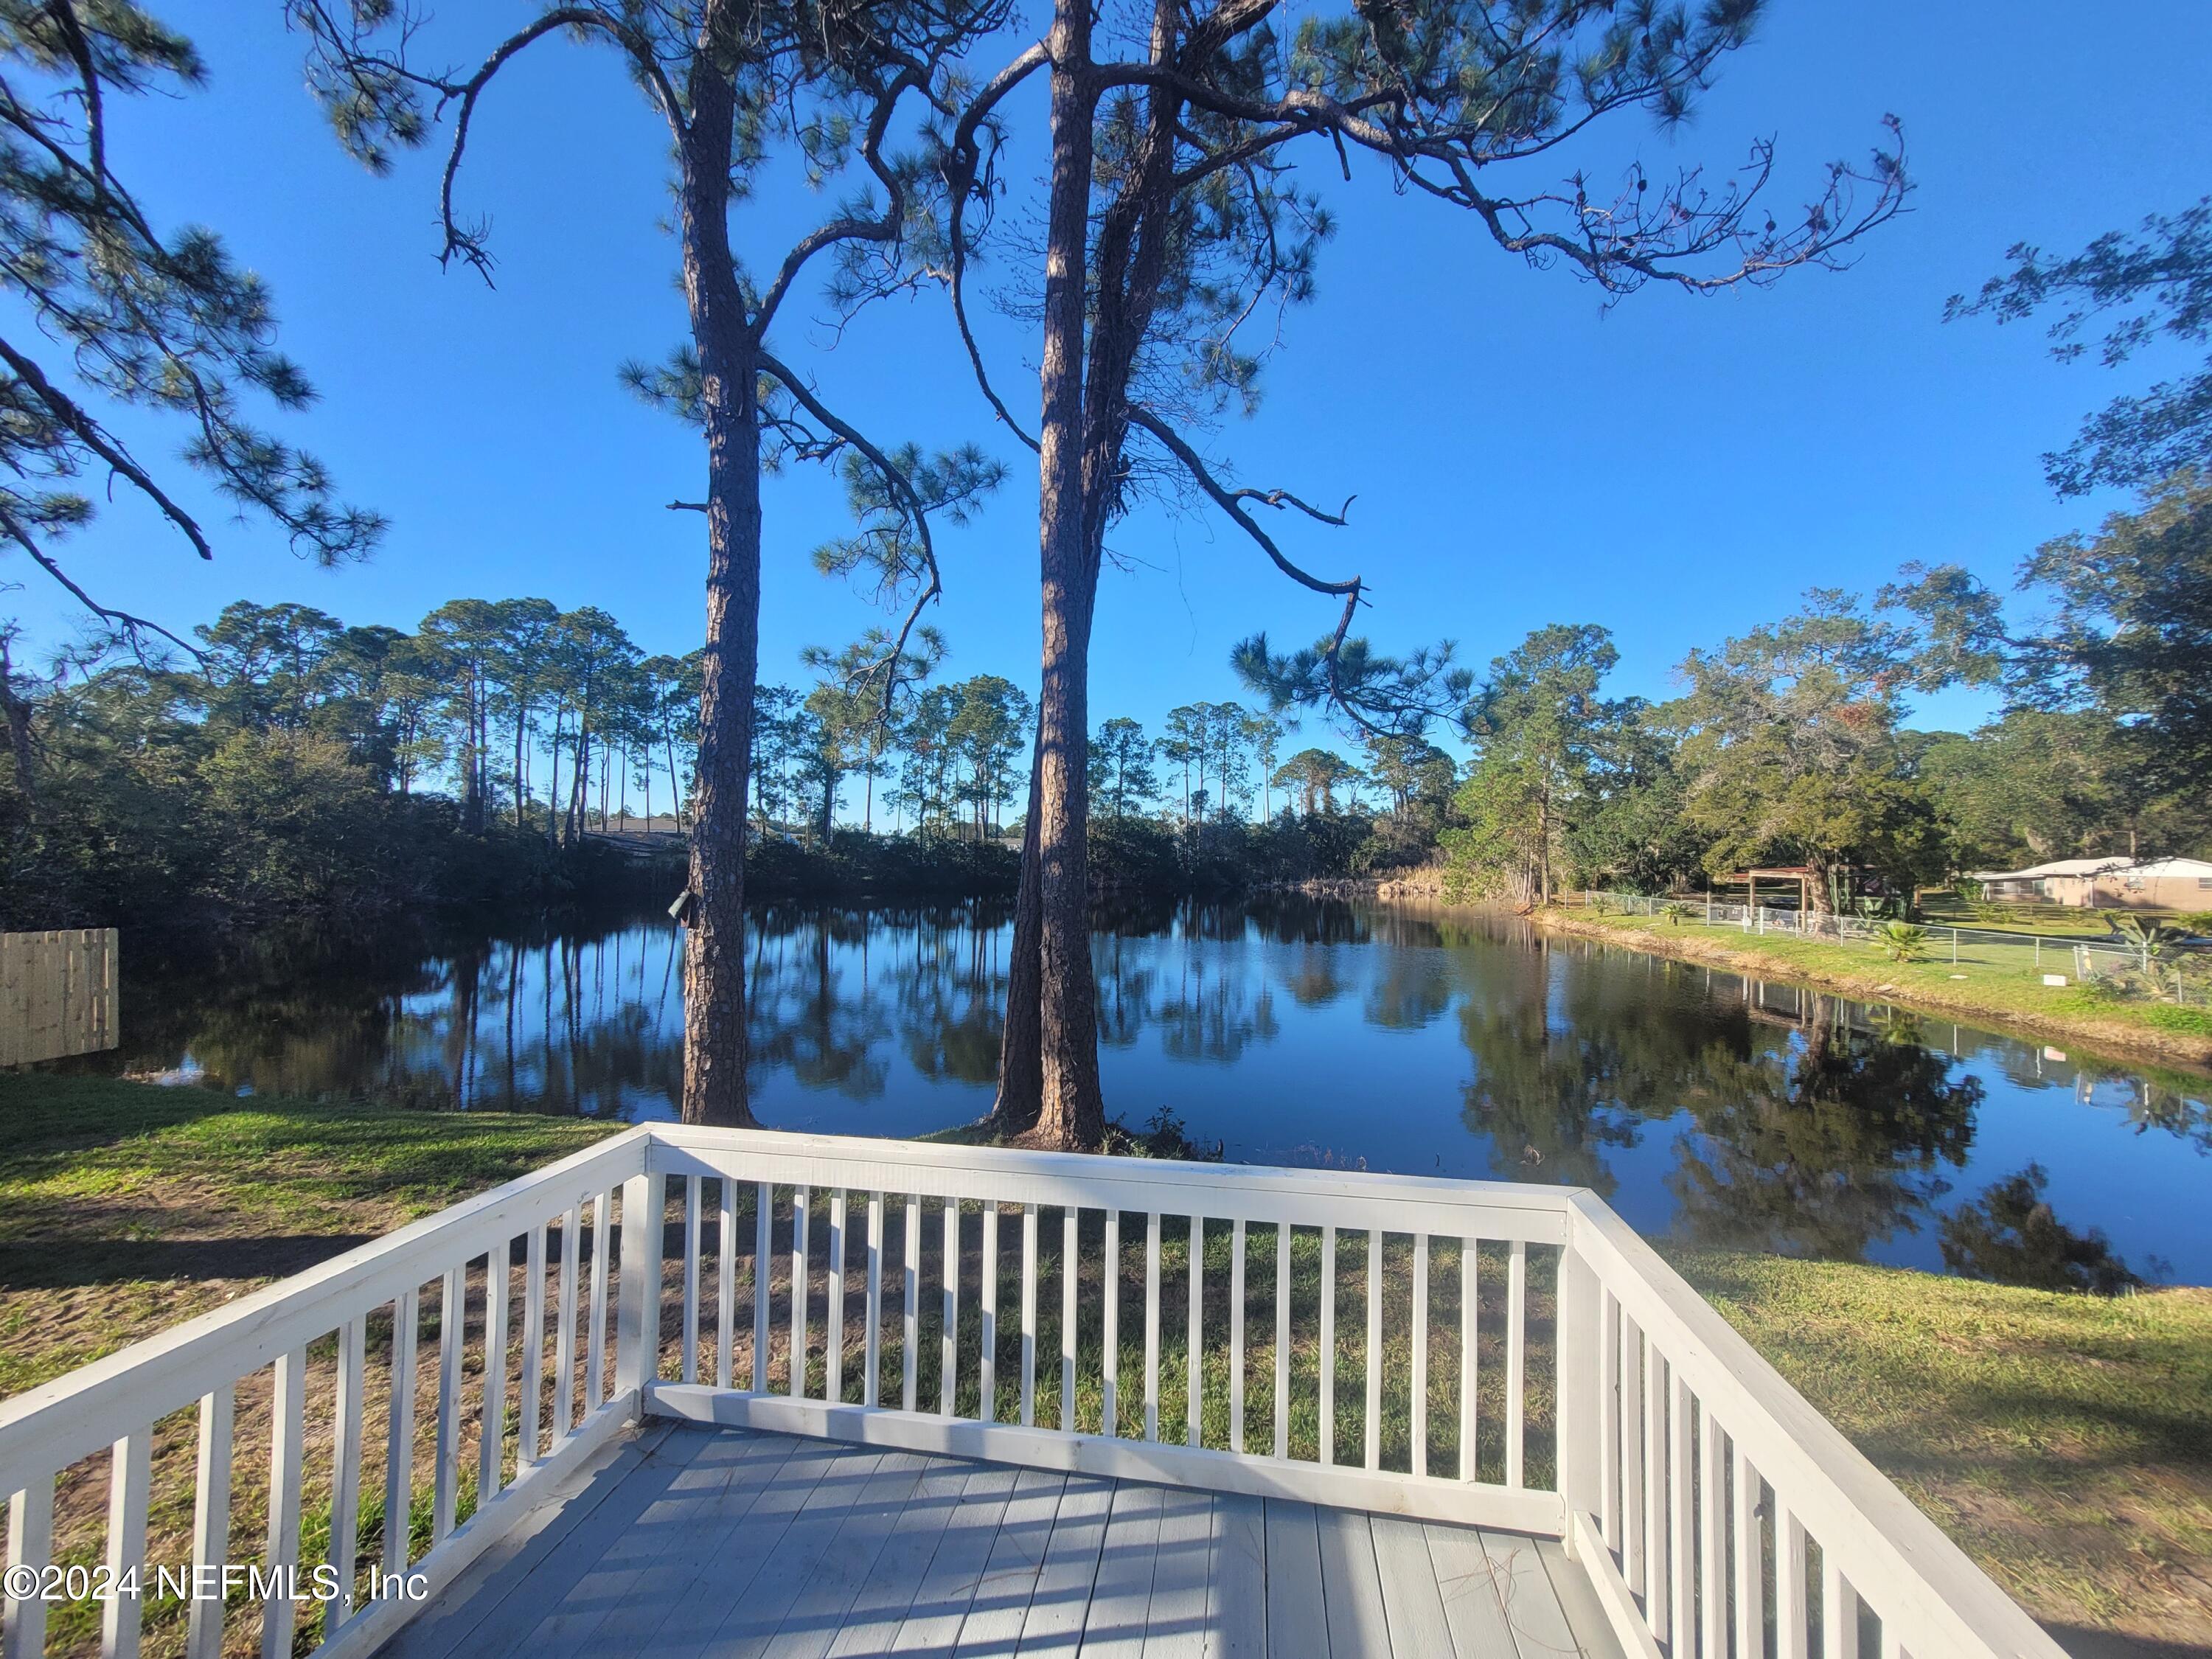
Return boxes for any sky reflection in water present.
[90,897,2212,1286]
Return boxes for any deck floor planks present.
[1479,1528,1587,1659]
[529,1427,798,1659]
[371,1424,1616,1659]
[371,1423,674,1659]
[888,1463,1026,1652]
[1422,1516,1523,1658]
[760,1451,933,1659]
[1315,1506,1391,1659]
[1078,1478,1166,1658]
[1203,1493,1265,1659]
[824,1458,979,1659]
[953,1467,1070,1656]
[1141,1484,1213,1658]
[630,1437,867,1659]
[1260,1500,1326,1659]
[1012,1475,1116,1655]
[695,1447,900,1658]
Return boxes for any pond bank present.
[0,1074,2203,1657]
[1534,906,2212,1073]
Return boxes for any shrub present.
[1873,921,1929,962]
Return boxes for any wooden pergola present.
[1717,865,1820,911]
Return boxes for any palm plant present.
[1873,922,1929,963]
[1661,902,1691,927]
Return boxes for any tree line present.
[5,1,2195,1147]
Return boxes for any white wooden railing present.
[0,1125,2067,1659]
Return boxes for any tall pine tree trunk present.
[678,71,762,1130]
[987,733,1046,1135]
[1023,0,1105,1151]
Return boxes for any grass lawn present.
[1549,908,2212,1070]
[1,1075,2206,1657]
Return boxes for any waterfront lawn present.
[1680,1251,2212,1657]
[0,1074,2205,1657]
[1565,908,2212,1062]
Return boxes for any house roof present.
[1970,856,2212,882]
[1969,858,2132,880]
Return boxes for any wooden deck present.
[375,1422,1623,1658]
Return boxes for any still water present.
[83,897,2212,1285]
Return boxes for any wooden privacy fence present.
[0,930,116,1068]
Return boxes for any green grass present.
[1562,908,2212,1062]
[1677,1251,2212,1649]
[2,1074,2208,1653]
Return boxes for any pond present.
[72,896,2212,1287]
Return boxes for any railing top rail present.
[647,1124,1579,1239]
[0,1128,651,1497]
[1565,1194,2066,1659]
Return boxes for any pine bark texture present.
[678,69,763,1130]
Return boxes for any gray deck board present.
[955,1467,1068,1656]
[1080,1478,1165,1658]
[1141,1485,1211,1658]
[369,1425,1615,1659]
[1012,1475,1114,1655]
[1260,1501,1326,1659]
[825,1458,977,1659]
[1203,1493,1265,1659]
[1315,1506,1389,1658]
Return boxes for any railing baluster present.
[387,1285,419,1571]
[1700,1402,1725,1659]
[980,1202,998,1421]
[1061,1208,1078,1431]
[435,1264,465,1539]
[753,1181,772,1393]
[942,1198,959,1417]
[1319,1224,1335,1466]
[330,1320,364,1632]
[1824,1550,1859,1659]
[588,1194,615,1416]
[520,1229,544,1468]
[790,1186,810,1399]
[97,1425,150,1659]
[1733,1442,1764,1659]
[828,1189,846,1405]
[1186,1214,1204,1447]
[681,1178,700,1388]
[1364,1228,1382,1472]
[1102,1208,1119,1437]
[186,1386,234,1659]
[1506,1239,1527,1488]
[866,1192,886,1409]
[261,1352,304,1659]
[1460,1237,1478,1483]
[717,1180,736,1391]
[481,1245,509,1498]
[1621,1315,1646,1602]
[4,1475,55,1659]
[1642,1337,1666,1641]
[1778,1507,1809,1659]
[1019,1205,1038,1426]
[1229,1217,1245,1454]
[1671,1369,1696,1655]
[1411,1231,1429,1478]
[1274,1222,1290,1462]
[1144,1211,1162,1442]
[556,1202,580,1431]
[1599,1288,1620,1548]
[905,1194,922,1413]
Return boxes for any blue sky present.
[10,0,2211,760]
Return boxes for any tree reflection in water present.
[63,896,2208,1281]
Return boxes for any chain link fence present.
[1568,891,2212,1005]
